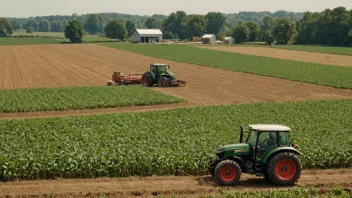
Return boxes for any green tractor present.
[209,124,301,186]
[142,63,186,87]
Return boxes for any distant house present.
[131,29,163,43]
[224,37,235,44]
[201,34,216,44]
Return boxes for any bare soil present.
[199,46,352,67]
[0,169,351,197]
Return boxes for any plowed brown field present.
[199,46,352,67]
[1,44,352,109]
[1,169,351,197]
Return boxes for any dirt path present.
[1,169,351,197]
[199,46,352,67]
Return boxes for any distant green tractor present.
[142,63,186,87]
[209,124,301,186]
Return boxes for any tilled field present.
[0,44,352,108]
[0,169,351,197]
[199,46,352,67]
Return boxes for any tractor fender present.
[218,156,246,172]
[261,147,301,164]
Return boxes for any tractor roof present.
[249,124,291,132]
[151,63,167,67]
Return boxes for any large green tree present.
[232,23,250,43]
[259,16,274,41]
[186,15,207,38]
[104,19,127,40]
[125,20,136,36]
[205,12,226,35]
[0,18,14,37]
[39,20,50,32]
[296,12,319,44]
[271,18,297,44]
[244,22,260,41]
[162,13,177,36]
[144,17,160,29]
[162,11,188,39]
[84,14,104,34]
[64,20,83,43]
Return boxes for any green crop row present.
[0,99,351,181]
[102,44,352,89]
[0,86,182,113]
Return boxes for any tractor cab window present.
[279,132,289,146]
[151,66,157,74]
[247,131,257,145]
[257,132,277,159]
[158,66,166,73]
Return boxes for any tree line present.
[4,11,301,34]
[1,7,352,46]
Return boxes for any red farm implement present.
[107,72,143,86]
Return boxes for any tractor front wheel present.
[215,160,241,186]
[142,73,153,87]
[267,152,301,186]
[157,77,170,88]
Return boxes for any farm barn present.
[131,29,163,43]
[201,34,216,44]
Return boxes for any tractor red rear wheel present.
[142,74,153,87]
[267,152,301,186]
[215,160,241,186]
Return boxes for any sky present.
[1,0,352,18]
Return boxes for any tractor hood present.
[216,143,250,158]
[216,143,250,153]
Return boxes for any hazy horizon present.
[1,0,352,18]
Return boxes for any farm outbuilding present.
[201,34,216,44]
[224,37,235,44]
[131,29,163,43]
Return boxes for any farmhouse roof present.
[224,37,233,40]
[135,29,163,35]
[202,34,215,39]
[249,124,291,132]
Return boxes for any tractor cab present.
[209,124,301,186]
[149,63,170,78]
[244,125,292,161]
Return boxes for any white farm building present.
[201,34,216,44]
[131,29,163,43]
